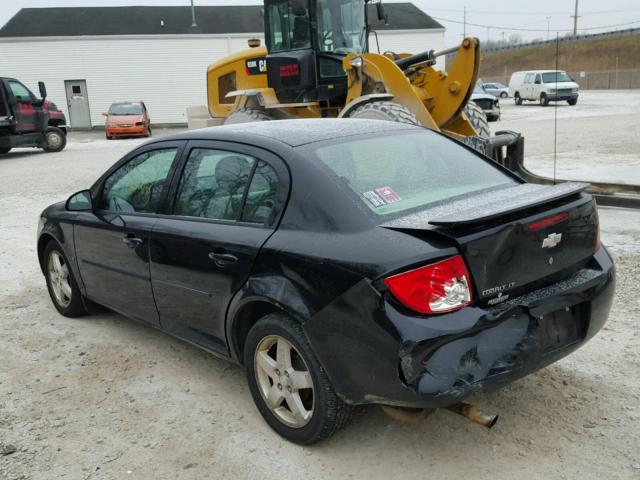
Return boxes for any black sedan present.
[37,119,615,444]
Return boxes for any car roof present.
[111,100,144,104]
[155,118,422,148]
[512,70,566,74]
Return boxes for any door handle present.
[208,252,238,264]
[122,234,144,248]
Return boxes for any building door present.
[64,80,91,129]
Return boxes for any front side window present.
[266,0,311,52]
[174,149,254,221]
[310,131,517,218]
[8,81,33,100]
[101,148,178,213]
[316,0,366,55]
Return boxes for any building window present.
[218,72,236,105]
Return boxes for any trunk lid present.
[383,183,599,307]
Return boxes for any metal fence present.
[482,69,640,90]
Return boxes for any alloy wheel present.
[254,335,315,428]
[48,250,72,307]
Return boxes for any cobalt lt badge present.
[542,232,562,249]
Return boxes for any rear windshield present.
[109,103,143,115]
[310,130,518,218]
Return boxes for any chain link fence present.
[483,69,640,90]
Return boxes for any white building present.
[0,4,444,128]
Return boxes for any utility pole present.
[190,0,198,28]
[546,16,551,41]
[571,0,579,39]
[501,31,506,44]
[463,6,466,38]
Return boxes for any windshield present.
[310,131,517,218]
[316,0,366,54]
[542,72,573,83]
[109,103,143,116]
[473,83,486,93]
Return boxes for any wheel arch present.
[37,233,57,274]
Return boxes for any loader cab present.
[264,0,368,105]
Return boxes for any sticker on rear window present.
[375,186,401,203]
[363,190,386,208]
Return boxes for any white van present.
[508,70,579,106]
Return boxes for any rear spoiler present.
[383,182,589,229]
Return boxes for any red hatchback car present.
[103,101,151,139]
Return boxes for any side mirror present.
[38,81,47,100]
[535,79,541,84]
[66,190,94,211]
[376,2,386,21]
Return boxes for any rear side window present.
[174,148,254,221]
[311,131,517,218]
[242,161,279,224]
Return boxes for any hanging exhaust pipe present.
[445,402,499,428]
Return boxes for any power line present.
[431,15,640,33]
[425,6,640,16]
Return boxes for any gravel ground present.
[2,96,640,479]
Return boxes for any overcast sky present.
[1,0,639,45]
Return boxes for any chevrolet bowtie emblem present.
[542,232,562,248]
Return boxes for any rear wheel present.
[540,93,549,106]
[514,93,523,105]
[244,313,351,444]
[463,102,490,138]
[43,241,87,317]
[224,108,273,124]
[0,147,11,154]
[500,91,508,98]
[347,101,419,125]
[42,127,66,152]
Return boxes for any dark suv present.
[0,77,67,154]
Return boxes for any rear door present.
[149,141,289,351]
[74,142,184,324]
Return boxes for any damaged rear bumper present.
[306,247,615,408]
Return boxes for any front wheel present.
[568,98,578,106]
[514,93,523,105]
[224,108,273,124]
[540,93,549,106]
[0,147,11,154]
[146,125,152,137]
[347,101,419,125]
[42,126,66,152]
[43,241,87,317]
[244,313,351,444]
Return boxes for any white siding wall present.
[0,35,263,126]
[0,29,444,127]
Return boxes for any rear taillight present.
[384,255,473,315]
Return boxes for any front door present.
[3,78,40,133]
[74,143,184,324]
[64,80,91,129]
[149,142,286,351]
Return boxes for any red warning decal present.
[375,186,401,203]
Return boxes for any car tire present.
[146,125,152,137]
[106,133,112,140]
[347,101,419,125]
[43,241,87,317]
[244,313,352,445]
[42,126,67,152]
[500,91,508,98]
[540,93,549,106]
[0,147,11,154]
[463,102,490,138]
[568,99,578,106]
[514,93,523,105]
[224,108,273,124]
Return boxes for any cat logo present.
[542,233,562,249]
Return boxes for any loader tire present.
[347,101,420,125]
[463,102,490,139]
[224,108,273,125]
